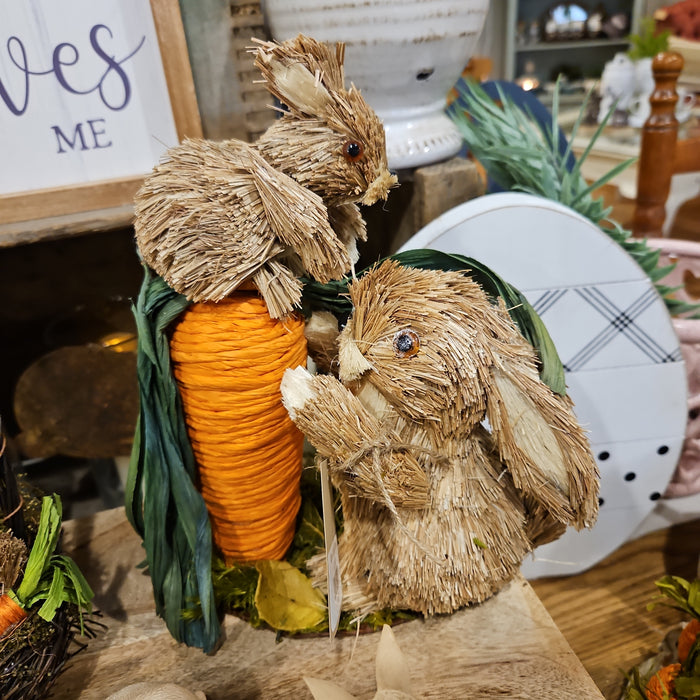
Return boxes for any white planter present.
[261,0,490,170]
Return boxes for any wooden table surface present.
[51,507,604,700]
[532,517,700,700]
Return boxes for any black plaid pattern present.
[531,286,683,372]
[611,312,633,331]
[531,289,568,316]
[566,287,683,370]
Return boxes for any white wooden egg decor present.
[400,192,687,577]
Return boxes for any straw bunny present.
[135,35,396,319]
[282,260,599,615]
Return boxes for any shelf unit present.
[503,0,645,82]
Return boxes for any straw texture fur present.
[134,35,396,319]
[281,261,599,615]
[0,531,27,591]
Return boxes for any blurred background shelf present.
[503,0,644,82]
[516,38,632,52]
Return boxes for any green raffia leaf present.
[10,495,94,630]
[51,555,94,632]
[35,566,65,622]
[16,495,62,602]
[126,264,220,653]
[447,78,700,318]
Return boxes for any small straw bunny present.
[134,35,397,319]
[282,260,599,615]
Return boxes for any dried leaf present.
[255,560,326,632]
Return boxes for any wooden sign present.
[0,0,202,227]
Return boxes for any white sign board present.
[0,0,200,225]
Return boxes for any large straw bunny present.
[282,260,599,614]
[135,35,396,320]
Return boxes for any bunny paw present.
[280,366,317,418]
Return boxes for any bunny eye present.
[393,328,420,358]
[342,140,365,163]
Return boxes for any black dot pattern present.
[612,312,633,331]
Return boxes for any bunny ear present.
[253,35,345,118]
[375,625,414,696]
[485,359,599,531]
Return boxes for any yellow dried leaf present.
[255,560,327,632]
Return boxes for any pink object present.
[655,0,700,40]
[648,238,700,496]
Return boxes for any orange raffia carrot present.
[0,594,26,636]
[678,617,700,663]
[169,291,307,563]
[646,663,681,700]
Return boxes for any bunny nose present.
[338,337,373,382]
[361,169,398,206]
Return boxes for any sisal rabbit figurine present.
[281,260,599,615]
[127,34,396,652]
[135,35,396,320]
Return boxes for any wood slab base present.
[52,507,603,699]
